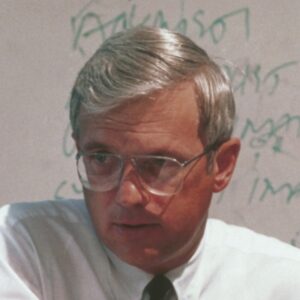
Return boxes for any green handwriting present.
[54,180,82,200]
[239,113,300,153]
[63,122,76,157]
[248,176,300,204]
[71,1,250,55]
[193,7,250,44]
[224,61,298,96]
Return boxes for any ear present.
[212,138,240,193]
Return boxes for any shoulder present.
[203,219,300,297]
[0,199,97,255]
[205,218,300,260]
[0,199,101,259]
[0,200,112,298]
[0,199,90,229]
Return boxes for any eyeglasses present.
[76,146,215,196]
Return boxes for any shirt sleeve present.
[0,207,42,299]
[0,255,40,299]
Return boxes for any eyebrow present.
[81,139,193,160]
[81,141,114,153]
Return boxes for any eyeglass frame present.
[75,142,218,196]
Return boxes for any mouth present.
[111,222,161,237]
[114,223,159,229]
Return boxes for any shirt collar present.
[104,247,152,299]
[166,229,207,299]
[104,228,207,300]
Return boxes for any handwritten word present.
[248,176,300,204]
[54,180,82,200]
[216,174,300,205]
[239,113,300,153]
[63,122,76,157]
[192,8,250,44]
[71,1,250,55]
[224,61,298,96]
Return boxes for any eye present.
[93,152,110,164]
[85,152,120,176]
[151,157,167,167]
[135,157,167,177]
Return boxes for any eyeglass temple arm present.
[182,141,221,167]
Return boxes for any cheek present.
[83,189,114,236]
[162,201,208,240]
[163,174,214,234]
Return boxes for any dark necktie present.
[142,274,178,300]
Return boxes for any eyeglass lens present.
[77,153,183,195]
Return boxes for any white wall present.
[1,0,300,246]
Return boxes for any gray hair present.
[70,26,235,148]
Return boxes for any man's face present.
[76,82,218,274]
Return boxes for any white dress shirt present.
[0,199,300,299]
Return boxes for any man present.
[0,27,300,299]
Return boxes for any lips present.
[111,222,161,238]
[113,222,159,228]
[112,215,160,227]
[116,223,157,228]
[109,209,161,238]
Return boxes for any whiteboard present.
[1,0,299,247]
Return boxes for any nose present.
[114,161,146,208]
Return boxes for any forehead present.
[77,81,202,154]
